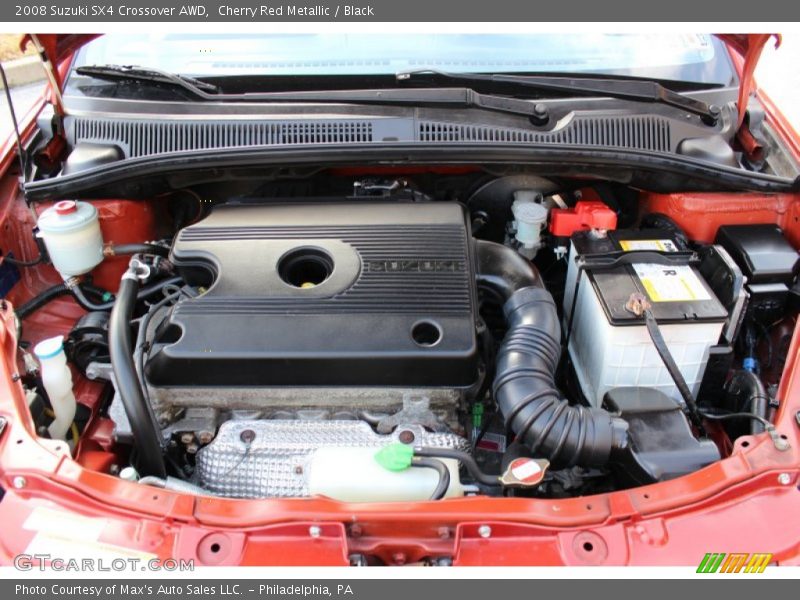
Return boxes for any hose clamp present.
[122,257,151,282]
[62,276,81,289]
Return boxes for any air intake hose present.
[477,241,628,467]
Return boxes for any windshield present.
[71,33,736,86]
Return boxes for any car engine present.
[14,175,796,503]
[134,202,483,498]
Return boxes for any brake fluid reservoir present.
[511,190,549,256]
[33,336,76,441]
[37,200,104,277]
[306,446,464,502]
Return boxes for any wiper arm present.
[396,68,721,125]
[74,64,719,125]
[75,65,221,94]
[236,87,550,120]
[72,69,549,121]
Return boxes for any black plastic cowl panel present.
[145,202,479,387]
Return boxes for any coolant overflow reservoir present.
[37,200,104,277]
[306,446,464,502]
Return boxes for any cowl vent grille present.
[73,118,374,158]
[418,115,672,152]
[69,113,673,159]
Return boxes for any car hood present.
[23,33,780,125]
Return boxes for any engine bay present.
[3,172,798,503]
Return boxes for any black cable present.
[472,409,497,452]
[698,409,773,431]
[415,447,500,487]
[134,287,188,410]
[411,457,451,500]
[642,307,704,430]
[754,320,774,370]
[724,370,770,434]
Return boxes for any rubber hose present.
[725,370,769,434]
[71,276,184,311]
[415,447,499,487]
[14,282,70,320]
[111,244,170,258]
[411,457,451,500]
[2,254,43,267]
[109,274,166,477]
[477,241,628,468]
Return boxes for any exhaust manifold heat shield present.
[196,419,469,498]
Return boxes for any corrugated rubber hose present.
[477,240,628,468]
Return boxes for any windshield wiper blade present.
[75,65,221,94]
[396,68,721,125]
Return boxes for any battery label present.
[619,239,679,252]
[634,263,711,302]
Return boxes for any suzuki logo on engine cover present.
[365,260,466,272]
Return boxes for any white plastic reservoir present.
[33,336,76,441]
[306,446,464,502]
[511,190,549,255]
[37,200,104,277]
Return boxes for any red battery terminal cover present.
[549,201,617,237]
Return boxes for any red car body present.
[0,34,798,567]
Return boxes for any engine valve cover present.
[145,202,479,387]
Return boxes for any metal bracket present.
[377,394,447,434]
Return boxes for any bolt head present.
[197,431,214,445]
[12,476,26,489]
[398,430,415,444]
[309,525,322,538]
[778,472,792,485]
[180,432,194,444]
[478,525,492,538]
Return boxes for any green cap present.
[374,443,414,472]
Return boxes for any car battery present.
[563,230,727,407]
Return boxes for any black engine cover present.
[145,202,479,387]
